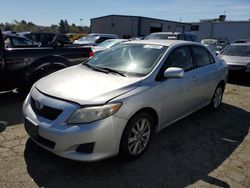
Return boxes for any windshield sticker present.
[143,45,163,49]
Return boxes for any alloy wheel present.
[213,87,223,108]
[127,118,151,155]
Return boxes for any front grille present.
[30,97,63,120]
[229,65,246,71]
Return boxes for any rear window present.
[192,46,212,67]
[25,34,37,42]
[184,35,192,41]
[190,35,199,42]
[11,37,34,47]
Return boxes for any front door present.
[159,46,197,126]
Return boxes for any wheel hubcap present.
[128,118,151,155]
[213,87,222,108]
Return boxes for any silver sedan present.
[23,40,228,161]
[218,43,250,72]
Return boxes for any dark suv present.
[144,32,199,42]
[23,32,71,47]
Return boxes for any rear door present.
[190,45,219,105]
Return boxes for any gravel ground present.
[0,73,250,188]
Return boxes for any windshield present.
[78,35,99,42]
[145,33,177,40]
[98,40,119,48]
[85,44,167,76]
[221,45,250,57]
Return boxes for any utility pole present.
[179,13,182,22]
[80,18,83,32]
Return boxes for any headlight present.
[67,103,122,124]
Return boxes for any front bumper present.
[23,89,128,161]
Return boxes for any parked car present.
[23,40,228,162]
[73,33,118,46]
[3,33,39,48]
[144,32,199,42]
[0,29,92,91]
[231,39,250,44]
[218,43,250,72]
[23,32,72,47]
[201,38,227,54]
[92,39,129,54]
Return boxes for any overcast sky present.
[1,0,250,26]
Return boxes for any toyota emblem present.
[35,100,43,110]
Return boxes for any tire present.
[209,85,224,110]
[18,67,62,95]
[32,67,62,83]
[119,112,155,160]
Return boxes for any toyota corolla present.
[23,40,228,161]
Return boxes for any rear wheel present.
[210,85,224,109]
[120,112,154,160]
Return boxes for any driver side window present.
[165,47,194,71]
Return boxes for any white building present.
[191,16,250,42]
[90,15,191,38]
[91,14,250,42]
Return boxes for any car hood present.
[35,65,141,105]
[73,40,95,45]
[219,55,250,65]
[92,46,107,52]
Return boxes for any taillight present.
[89,50,94,57]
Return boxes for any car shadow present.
[24,103,250,188]
[0,91,26,126]
[228,72,250,87]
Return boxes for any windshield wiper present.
[82,64,109,74]
[101,67,126,77]
[82,64,126,77]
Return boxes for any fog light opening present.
[76,143,95,153]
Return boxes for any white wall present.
[192,21,250,42]
[140,18,190,36]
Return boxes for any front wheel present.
[119,112,154,160]
[210,85,224,109]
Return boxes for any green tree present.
[0,19,90,34]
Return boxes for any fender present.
[26,55,70,78]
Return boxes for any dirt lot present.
[0,73,250,188]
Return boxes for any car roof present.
[3,33,27,39]
[105,39,129,42]
[233,39,250,41]
[202,39,218,41]
[25,32,67,36]
[148,32,195,35]
[231,43,250,46]
[125,39,199,47]
[88,33,118,37]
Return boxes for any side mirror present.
[164,67,184,78]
